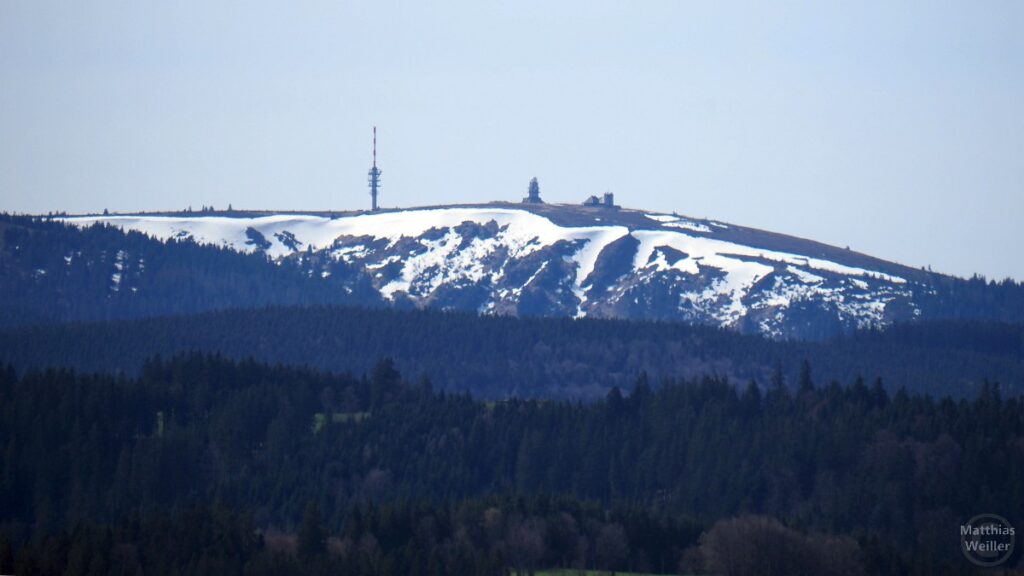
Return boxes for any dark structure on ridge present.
[583,192,616,208]
[368,126,381,211]
[523,177,543,204]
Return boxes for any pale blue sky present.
[2,1,1022,279]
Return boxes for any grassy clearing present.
[312,411,370,433]
[331,411,370,423]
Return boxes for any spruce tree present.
[297,502,326,558]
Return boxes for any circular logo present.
[961,514,1015,567]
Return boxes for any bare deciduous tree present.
[699,515,864,576]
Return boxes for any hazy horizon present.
[2,2,1022,280]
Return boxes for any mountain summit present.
[62,202,945,339]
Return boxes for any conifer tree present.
[297,502,327,558]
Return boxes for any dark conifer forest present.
[2,214,1024,574]
[1,354,1023,574]
[1,305,1022,400]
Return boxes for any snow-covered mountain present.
[64,203,933,338]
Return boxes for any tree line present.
[0,213,381,329]
[1,304,1021,400]
[1,354,1022,572]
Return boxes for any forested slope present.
[1,306,1021,399]
[1,354,1021,574]
[0,214,380,327]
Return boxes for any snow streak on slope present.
[65,207,916,337]
[629,228,906,323]
[69,210,629,305]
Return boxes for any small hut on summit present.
[583,192,617,208]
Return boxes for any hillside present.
[4,353,1022,574]
[1,306,1021,399]
[0,213,382,327]
[45,202,1021,339]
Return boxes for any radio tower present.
[367,126,381,211]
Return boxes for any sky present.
[1,1,1022,280]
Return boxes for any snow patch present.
[664,221,711,233]
[644,213,679,223]
[786,265,824,285]
[62,207,910,333]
